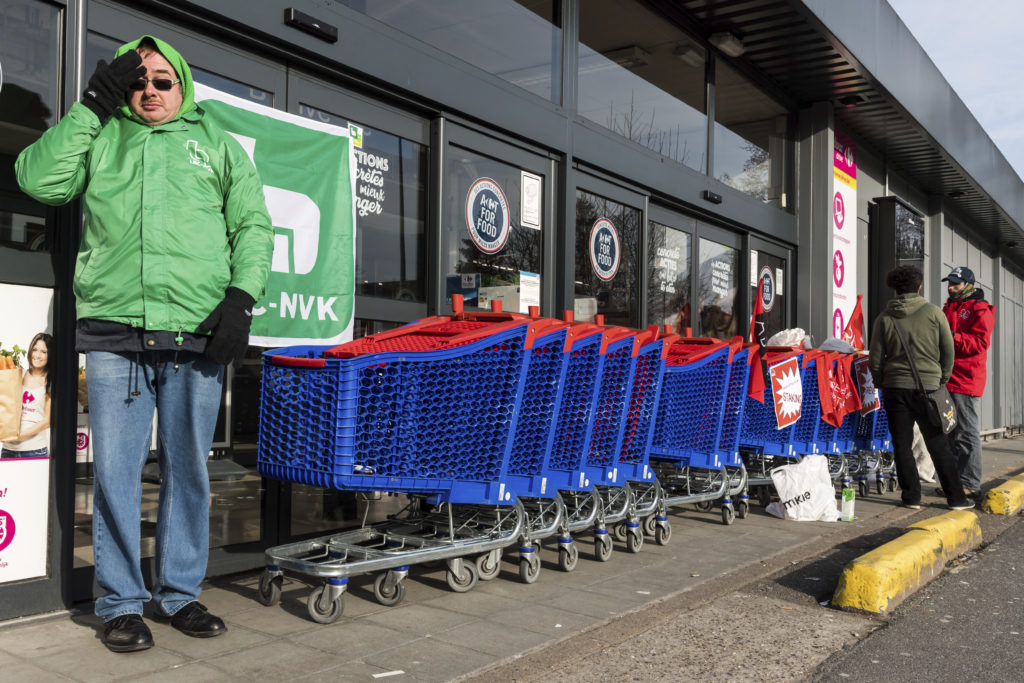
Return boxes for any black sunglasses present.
[128,77,180,91]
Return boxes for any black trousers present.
[882,387,968,506]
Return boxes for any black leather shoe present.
[159,602,226,638]
[102,614,154,653]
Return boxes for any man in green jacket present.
[16,36,274,652]
[868,265,972,512]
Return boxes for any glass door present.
[284,73,431,539]
[0,0,67,620]
[748,235,791,343]
[696,223,743,340]
[442,124,554,316]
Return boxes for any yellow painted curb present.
[981,474,1024,515]
[832,510,981,614]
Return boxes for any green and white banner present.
[195,83,356,346]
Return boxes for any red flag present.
[841,294,865,350]
[748,289,769,402]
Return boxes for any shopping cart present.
[255,297,560,621]
[648,336,751,526]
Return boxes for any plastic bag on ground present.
[765,455,841,522]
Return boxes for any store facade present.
[1,0,1022,620]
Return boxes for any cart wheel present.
[757,487,771,508]
[612,521,628,543]
[643,514,658,536]
[558,543,579,572]
[446,561,478,593]
[595,534,614,562]
[695,500,713,513]
[858,480,869,498]
[655,522,672,546]
[736,500,749,519]
[307,585,344,624]
[475,550,502,581]
[876,476,885,495]
[257,573,282,607]
[372,573,406,607]
[626,526,644,554]
[519,553,541,584]
[888,477,897,492]
[721,505,736,526]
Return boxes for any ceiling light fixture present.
[708,32,745,57]
[947,189,965,199]
[673,44,704,68]
[839,94,864,107]
[601,45,650,69]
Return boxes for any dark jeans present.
[882,388,968,506]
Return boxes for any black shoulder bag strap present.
[888,316,926,393]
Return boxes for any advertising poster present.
[196,83,358,347]
[831,132,858,339]
[769,356,803,429]
[853,356,880,415]
[0,283,53,584]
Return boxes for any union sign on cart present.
[769,357,803,429]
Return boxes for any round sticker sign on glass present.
[589,218,620,281]
[465,178,511,254]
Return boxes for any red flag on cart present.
[748,289,769,402]
[841,295,865,349]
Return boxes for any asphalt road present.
[813,516,1024,681]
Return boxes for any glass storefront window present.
[575,190,640,327]
[697,237,738,340]
[336,0,562,103]
[713,60,790,206]
[648,220,693,334]
[1,1,60,254]
[443,147,543,312]
[299,105,428,303]
[193,67,273,105]
[578,0,707,172]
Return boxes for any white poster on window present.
[519,271,541,313]
[520,172,541,230]
[0,283,53,584]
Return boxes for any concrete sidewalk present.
[4,437,1024,682]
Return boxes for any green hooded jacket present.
[869,292,954,391]
[15,35,274,334]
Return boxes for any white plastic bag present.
[767,328,806,347]
[765,455,840,522]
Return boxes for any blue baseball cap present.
[942,266,975,285]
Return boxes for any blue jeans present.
[950,392,983,490]
[86,351,223,622]
[1,447,49,458]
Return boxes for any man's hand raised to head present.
[81,51,146,120]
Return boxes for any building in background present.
[1,0,1022,620]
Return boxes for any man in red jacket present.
[941,266,995,495]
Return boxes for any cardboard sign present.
[853,356,879,415]
[769,357,803,429]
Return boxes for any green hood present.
[114,35,195,122]
[885,292,928,319]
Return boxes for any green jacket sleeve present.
[937,308,955,385]
[221,137,275,301]
[15,103,102,206]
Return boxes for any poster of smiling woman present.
[0,282,53,583]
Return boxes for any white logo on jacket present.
[186,140,213,173]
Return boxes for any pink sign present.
[832,250,845,287]
[832,308,845,338]
[834,132,857,180]
[833,192,845,229]
[0,509,15,553]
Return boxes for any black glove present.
[81,52,146,120]
[198,287,256,367]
